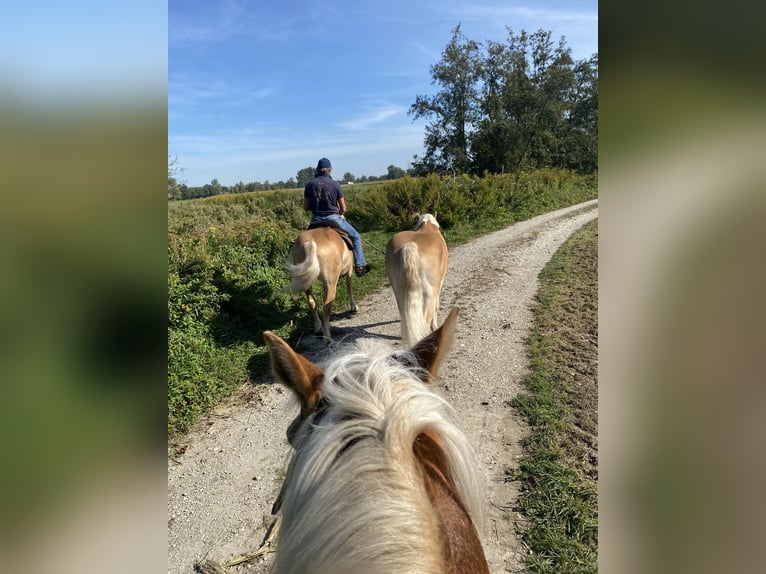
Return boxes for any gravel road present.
[168,199,598,573]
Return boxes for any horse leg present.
[305,288,322,334]
[346,272,358,313]
[430,282,443,332]
[321,280,336,343]
[422,281,436,335]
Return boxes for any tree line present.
[409,26,597,176]
[168,162,408,201]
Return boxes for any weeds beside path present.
[511,219,598,573]
[168,170,597,438]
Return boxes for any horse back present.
[296,227,353,277]
[387,229,448,278]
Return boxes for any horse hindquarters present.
[284,239,321,293]
[393,243,429,346]
[283,239,323,333]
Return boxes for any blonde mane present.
[415,212,440,230]
[273,337,484,574]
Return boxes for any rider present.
[303,157,371,277]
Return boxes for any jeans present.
[310,214,367,266]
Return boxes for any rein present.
[360,233,387,256]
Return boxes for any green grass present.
[168,170,598,438]
[509,219,598,574]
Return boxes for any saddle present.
[307,220,353,251]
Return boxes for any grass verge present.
[510,218,598,573]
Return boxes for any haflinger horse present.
[263,308,489,574]
[282,226,357,343]
[385,213,449,346]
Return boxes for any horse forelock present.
[416,213,440,230]
[276,339,484,574]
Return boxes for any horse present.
[263,308,489,574]
[282,225,357,343]
[385,213,449,346]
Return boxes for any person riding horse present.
[303,157,371,277]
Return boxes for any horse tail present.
[399,243,429,346]
[282,239,320,293]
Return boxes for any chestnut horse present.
[385,213,448,346]
[263,308,489,574]
[282,226,357,343]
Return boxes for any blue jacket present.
[304,173,343,216]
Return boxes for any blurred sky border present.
[1,0,167,105]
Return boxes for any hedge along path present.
[168,200,598,574]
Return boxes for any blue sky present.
[171,1,597,186]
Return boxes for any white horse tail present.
[283,239,320,293]
[399,243,429,346]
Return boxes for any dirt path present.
[167,200,598,574]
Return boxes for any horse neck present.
[276,437,448,574]
[414,432,489,574]
[417,221,438,233]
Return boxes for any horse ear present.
[263,331,324,414]
[409,308,459,383]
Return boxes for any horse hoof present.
[350,305,359,314]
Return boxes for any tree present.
[471,29,596,174]
[342,172,355,183]
[209,178,223,195]
[386,165,405,180]
[168,155,184,200]
[412,27,597,176]
[556,54,598,172]
[409,25,481,174]
[296,167,315,187]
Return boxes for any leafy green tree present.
[296,167,315,187]
[342,172,355,182]
[473,29,596,174]
[409,25,481,174]
[556,54,598,172]
[413,27,597,176]
[386,165,406,180]
[168,155,184,200]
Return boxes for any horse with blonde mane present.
[263,308,489,574]
[282,226,357,343]
[385,213,448,346]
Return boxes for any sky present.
[169,0,597,187]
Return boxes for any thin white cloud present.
[169,1,307,45]
[411,41,441,62]
[466,4,597,24]
[169,122,425,184]
[169,77,279,109]
[169,0,250,44]
[335,104,408,130]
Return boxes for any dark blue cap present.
[317,157,332,169]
